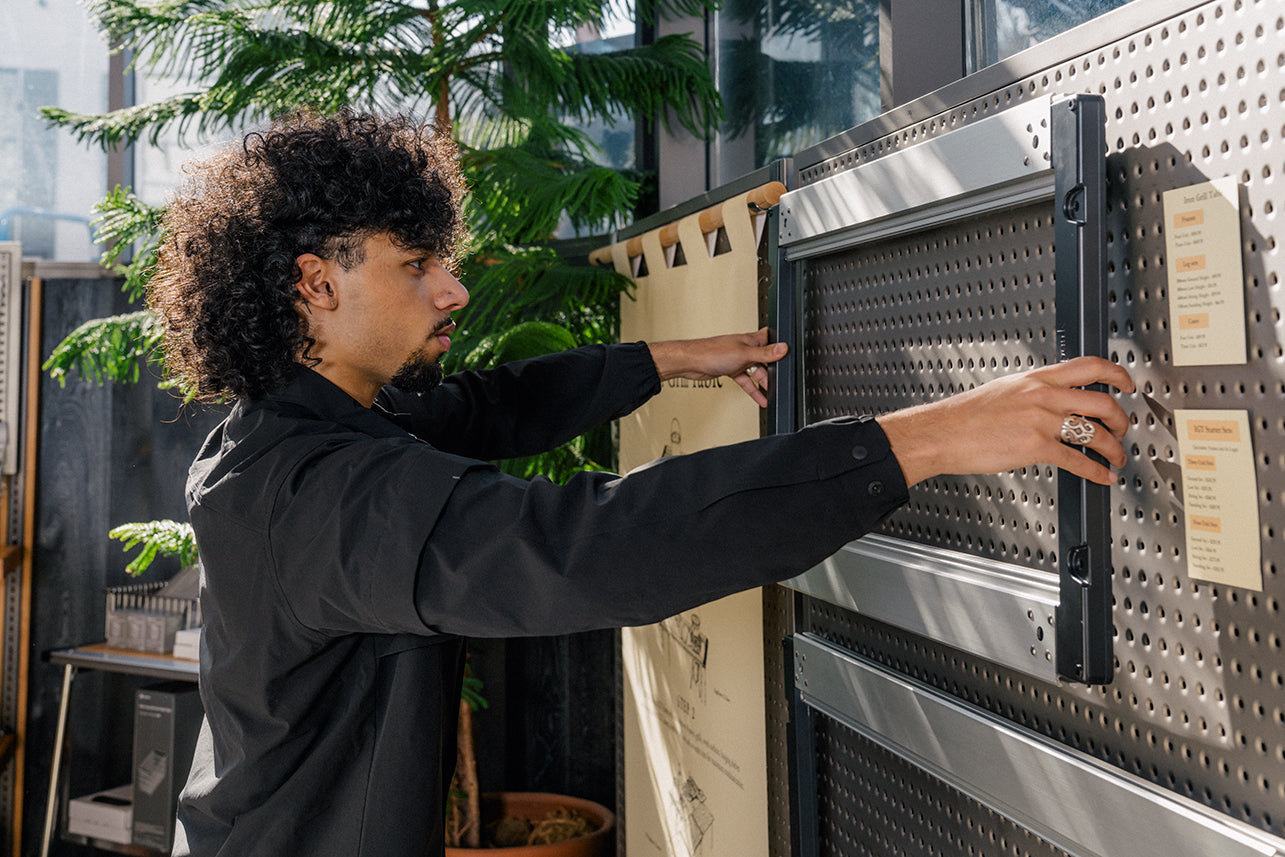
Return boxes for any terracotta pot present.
[445,792,615,857]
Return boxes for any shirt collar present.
[267,364,416,442]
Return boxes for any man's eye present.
[408,258,426,271]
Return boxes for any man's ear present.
[295,253,337,311]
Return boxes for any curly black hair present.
[147,108,468,402]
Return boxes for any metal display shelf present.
[41,644,199,857]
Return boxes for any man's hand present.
[877,356,1136,487]
[648,328,789,408]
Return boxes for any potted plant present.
[445,662,614,856]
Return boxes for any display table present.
[41,644,199,857]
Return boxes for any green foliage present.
[42,310,163,387]
[42,0,718,396]
[43,0,721,486]
[109,519,199,576]
[450,245,631,366]
[464,320,579,370]
[462,146,639,246]
[92,187,167,302]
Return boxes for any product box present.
[132,682,202,851]
[141,612,183,653]
[172,627,201,661]
[68,783,133,844]
[107,609,183,653]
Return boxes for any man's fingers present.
[1047,388,1131,438]
[750,339,788,368]
[734,371,768,407]
[1040,355,1136,394]
[1064,418,1129,469]
[1048,442,1121,486]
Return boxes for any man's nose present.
[435,271,469,311]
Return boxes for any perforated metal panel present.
[813,713,1073,857]
[793,0,1285,846]
[804,202,1061,569]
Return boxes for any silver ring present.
[745,365,760,376]
[1060,415,1097,445]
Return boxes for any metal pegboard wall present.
[798,0,1285,842]
[804,202,1062,571]
[813,710,1073,857]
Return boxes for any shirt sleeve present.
[374,342,661,460]
[411,415,910,638]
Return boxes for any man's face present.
[312,232,469,402]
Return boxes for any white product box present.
[68,783,133,844]
[172,627,201,661]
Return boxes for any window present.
[553,3,638,237]
[966,0,1140,72]
[0,0,107,261]
[712,0,881,183]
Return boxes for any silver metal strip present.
[793,635,1285,857]
[778,96,1054,260]
[783,534,1059,681]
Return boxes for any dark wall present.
[501,631,616,808]
[22,276,225,857]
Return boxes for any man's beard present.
[389,351,444,393]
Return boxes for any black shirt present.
[173,342,907,857]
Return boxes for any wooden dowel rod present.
[589,181,787,264]
[698,181,786,234]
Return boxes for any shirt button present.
[851,445,868,460]
[868,481,884,496]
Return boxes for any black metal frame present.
[1051,94,1111,684]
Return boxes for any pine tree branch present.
[92,187,166,301]
[42,311,163,387]
[454,247,629,353]
[109,519,199,576]
[465,145,638,242]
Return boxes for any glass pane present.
[131,73,245,210]
[0,0,108,261]
[968,0,1140,71]
[713,0,880,183]
[554,2,637,238]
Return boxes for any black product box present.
[132,682,202,851]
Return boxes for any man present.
[149,109,1133,856]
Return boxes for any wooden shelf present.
[47,643,199,683]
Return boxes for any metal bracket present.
[1051,94,1111,684]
